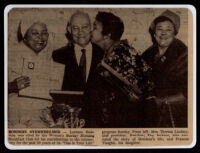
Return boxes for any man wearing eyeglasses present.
[51,11,104,127]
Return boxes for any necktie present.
[79,49,86,84]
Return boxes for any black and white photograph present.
[4,5,196,148]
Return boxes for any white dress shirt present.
[74,43,92,81]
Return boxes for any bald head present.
[70,11,91,26]
[68,11,91,47]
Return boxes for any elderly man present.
[52,11,104,91]
[51,11,104,127]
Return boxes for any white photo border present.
[4,4,197,150]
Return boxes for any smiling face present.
[154,20,175,48]
[91,20,105,48]
[70,13,91,47]
[25,23,49,54]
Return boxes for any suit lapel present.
[70,45,79,68]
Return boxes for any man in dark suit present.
[51,11,104,127]
[53,11,104,91]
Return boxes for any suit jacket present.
[52,43,104,92]
[52,43,104,127]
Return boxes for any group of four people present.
[8,9,187,128]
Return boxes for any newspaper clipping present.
[5,5,195,149]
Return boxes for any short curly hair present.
[95,11,124,41]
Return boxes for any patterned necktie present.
[79,49,86,84]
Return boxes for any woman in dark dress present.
[142,10,188,127]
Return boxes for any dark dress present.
[141,38,188,127]
[87,40,153,128]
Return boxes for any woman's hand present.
[14,76,30,90]
[146,93,186,106]
[9,76,30,93]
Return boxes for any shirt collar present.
[74,42,92,53]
